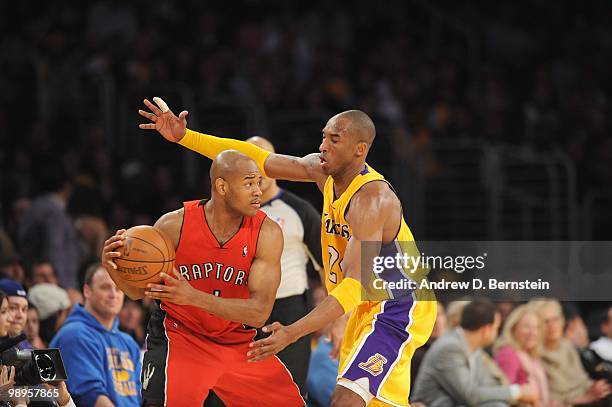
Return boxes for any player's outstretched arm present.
[248,184,391,362]
[138,97,327,189]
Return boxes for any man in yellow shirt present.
[138,97,436,407]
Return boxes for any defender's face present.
[319,117,358,176]
[225,162,263,217]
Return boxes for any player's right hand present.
[138,97,189,142]
[327,313,348,360]
[101,229,127,270]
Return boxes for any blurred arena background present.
[1,0,611,241]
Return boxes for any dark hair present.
[460,299,497,331]
[24,258,53,281]
[83,262,105,287]
[591,306,612,333]
[562,302,582,323]
[0,290,6,306]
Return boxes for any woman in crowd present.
[530,299,611,406]
[494,304,560,407]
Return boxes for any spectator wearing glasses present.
[531,299,611,406]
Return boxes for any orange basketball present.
[114,225,175,288]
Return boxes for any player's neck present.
[204,199,243,235]
[260,182,280,204]
[332,160,366,197]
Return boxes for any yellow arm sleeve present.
[329,277,363,313]
[178,129,271,176]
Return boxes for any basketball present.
[114,225,175,288]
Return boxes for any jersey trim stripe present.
[376,292,417,398]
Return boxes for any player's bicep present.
[342,191,387,280]
[153,208,183,248]
[248,219,283,312]
[265,153,327,189]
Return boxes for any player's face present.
[226,164,263,217]
[319,117,360,176]
[85,268,124,318]
[258,174,274,196]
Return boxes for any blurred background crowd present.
[0,0,611,406]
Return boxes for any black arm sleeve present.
[281,191,322,271]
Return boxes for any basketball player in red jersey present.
[101,151,304,406]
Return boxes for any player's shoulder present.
[259,215,283,239]
[154,208,184,247]
[351,180,396,211]
[154,207,184,228]
[255,216,283,256]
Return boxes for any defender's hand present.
[101,229,127,271]
[327,313,348,360]
[138,97,189,142]
[145,269,196,305]
[247,322,297,362]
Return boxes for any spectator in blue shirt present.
[50,263,141,407]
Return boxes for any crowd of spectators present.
[0,1,611,406]
[1,0,611,233]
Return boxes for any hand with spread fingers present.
[145,268,197,306]
[247,322,297,362]
[101,229,126,271]
[138,97,189,142]
[0,365,14,392]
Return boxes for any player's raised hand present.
[138,97,189,142]
[145,268,196,306]
[247,322,296,362]
[101,229,127,271]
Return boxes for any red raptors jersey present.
[161,199,267,345]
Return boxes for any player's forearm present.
[178,129,271,176]
[287,295,345,342]
[191,292,271,327]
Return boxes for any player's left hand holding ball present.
[145,269,197,305]
[247,322,296,362]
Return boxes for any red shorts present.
[142,307,304,406]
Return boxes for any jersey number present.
[328,246,342,284]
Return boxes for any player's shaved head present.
[210,150,259,183]
[246,136,275,153]
[335,110,376,145]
